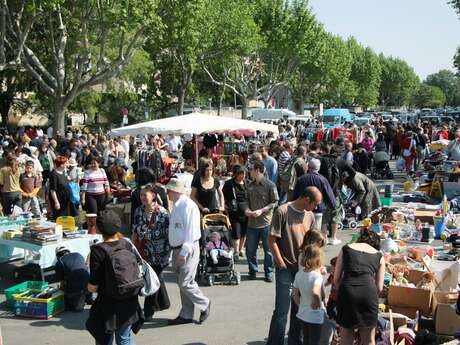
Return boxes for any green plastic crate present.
[380,196,393,206]
[13,289,64,319]
[4,281,48,308]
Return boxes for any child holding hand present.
[292,245,326,345]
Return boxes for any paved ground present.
[0,164,405,345]
[0,231,352,345]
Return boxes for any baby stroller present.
[197,213,241,286]
[371,151,393,179]
[337,187,359,230]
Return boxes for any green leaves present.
[413,84,446,108]
[454,48,460,76]
[379,55,420,107]
[425,69,460,105]
[449,0,460,17]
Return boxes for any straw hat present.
[68,158,78,167]
[166,178,186,194]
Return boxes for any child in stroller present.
[337,186,359,229]
[371,149,394,179]
[206,231,233,264]
[198,214,241,286]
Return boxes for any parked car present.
[440,116,455,124]
[250,108,296,121]
[420,116,439,125]
[395,113,418,124]
[446,112,460,122]
[353,118,371,127]
[321,108,353,128]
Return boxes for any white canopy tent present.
[109,112,279,136]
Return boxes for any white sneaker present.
[330,239,342,246]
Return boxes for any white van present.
[250,108,296,121]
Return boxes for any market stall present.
[356,191,460,340]
[109,112,279,136]
[109,112,279,193]
[0,217,101,279]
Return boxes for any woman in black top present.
[222,165,248,257]
[190,158,225,214]
[48,155,75,218]
[334,231,385,345]
[86,210,143,345]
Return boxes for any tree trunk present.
[241,96,248,119]
[0,93,13,129]
[53,101,66,134]
[263,98,269,109]
[297,74,305,115]
[178,88,185,116]
[298,96,304,116]
[217,86,225,116]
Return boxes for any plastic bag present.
[68,181,80,204]
[396,157,405,171]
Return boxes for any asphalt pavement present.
[0,164,405,345]
[0,231,352,345]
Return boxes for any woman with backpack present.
[133,184,171,321]
[87,210,144,345]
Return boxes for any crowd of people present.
[0,116,459,345]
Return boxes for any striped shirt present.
[278,150,291,174]
[81,168,109,195]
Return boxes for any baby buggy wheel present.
[207,275,215,286]
[232,271,241,285]
[337,223,343,231]
[349,221,358,229]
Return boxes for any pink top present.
[361,137,375,153]
[206,240,229,251]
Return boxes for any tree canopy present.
[379,55,420,107]
[425,69,460,105]
[2,0,439,128]
[413,84,446,108]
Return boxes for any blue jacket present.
[292,172,336,213]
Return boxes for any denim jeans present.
[246,226,274,276]
[96,324,135,345]
[266,267,302,345]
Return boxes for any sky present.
[309,0,460,80]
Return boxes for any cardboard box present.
[386,305,417,318]
[407,269,424,285]
[434,291,460,335]
[414,209,436,225]
[388,285,432,316]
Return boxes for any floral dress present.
[133,204,171,269]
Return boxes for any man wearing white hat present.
[166,178,211,325]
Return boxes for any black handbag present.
[153,279,170,312]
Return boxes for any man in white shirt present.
[448,129,460,161]
[47,126,54,138]
[166,134,182,153]
[119,136,130,166]
[166,178,211,325]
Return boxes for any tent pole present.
[195,134,199,170]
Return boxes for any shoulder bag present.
[126,238,160,297]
